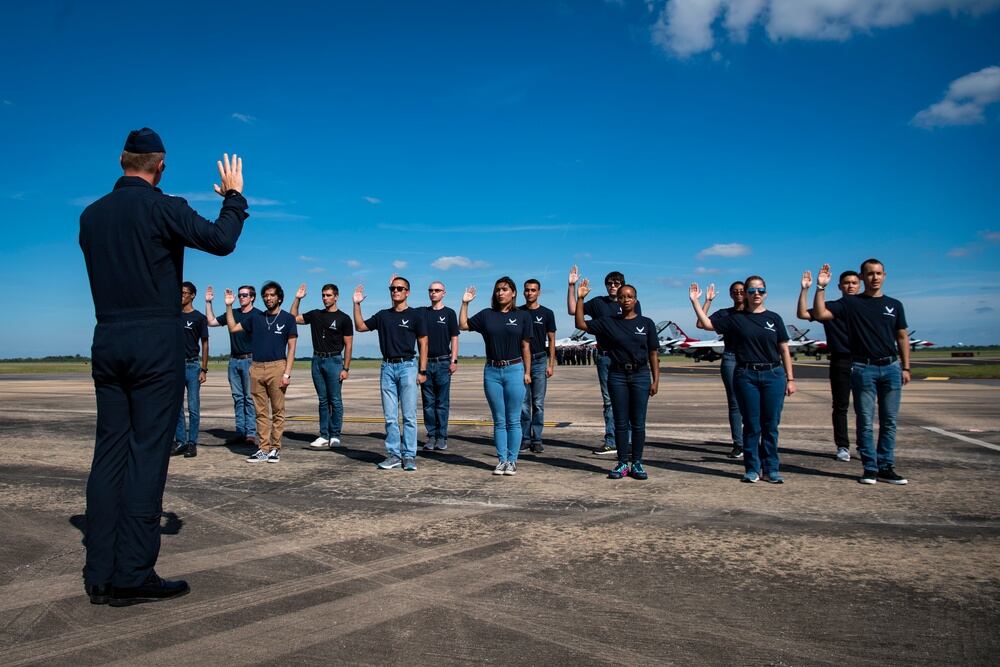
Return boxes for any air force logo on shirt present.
[329,321,338,330]
[275,324,286,334]
[399,318,411,328]
[506,317,519,326]
[437,316,446,324]
[765,321,776,331]
[634,326,646,335]
[184,320,194,329]
[535,316,544,324]
[884,306,895,317]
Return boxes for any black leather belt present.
[853,355,897,366]
[610,362,648,372]
[737,362,781,371]
[232,353,252,360]
[185,356,200,363]
[383,356,415,363]
[486,358,522,367]
[531,351,547,360]
[314,352,342,358]
[429,354,452,362]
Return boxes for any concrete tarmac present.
[1,364,998,665]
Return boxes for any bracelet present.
[787,378,795,382]
[817,286,826,291]
[344,367,350,372]
[903,368,910,372]
[200,368,208,373]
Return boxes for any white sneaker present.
[493,461,508,475]
[246,449,268,463]
[329,437,341,448]
[503,462,517,476]
[309,436,329,449]
[836,447,851,462]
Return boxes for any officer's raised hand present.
[224,288,236,306]
[213,153,243,196]
[353,285,366,303]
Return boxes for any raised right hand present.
[224,288,235,306]
[568,265,579,285]
[577,278,591,299]
[801,271,813,290]
[462,286,477,303]
[817,264,832,288]
[296,283,307,299]
[689,282,702,302]
[205,285,215,302]
[213,153,243,196]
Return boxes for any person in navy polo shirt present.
[575,280,660,480]
[691,276,796,484]
[811,260,910,486]
[224,282,297,463]
[205,284,259,447]
[460,277,532,476]
[353,276,429,471]
[797,268,861,462]
[519,279,556,454]
[567,265,642,456]
[291,282,354,450]
[419,281,459,452]
[699,281,746,459]
[173,282,209,458]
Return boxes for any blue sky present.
[1,0,998,357]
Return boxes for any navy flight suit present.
[79,176,247,588]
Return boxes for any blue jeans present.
[720,352,743,447]
[227,356,256,437]
[311,355,344,439]
[380,359,418,459]
[851,361,902,473]
[420,358,452,441]
[520,356,548,444]
[607,369,651,463]
[175,360,201,444]
[484,364,527,462]
[734,366,787,477]
[595,353,616,445]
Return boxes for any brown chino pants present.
[250,360,287,451]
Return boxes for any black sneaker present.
[859,470,877,485]
[170,441,188,456]
[109,572,189,607]
[727,445,744,459]
[183,443,198,458]
[530,442,544,453]
[592,443,617,455]
[877,467,908,485]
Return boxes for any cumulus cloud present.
[913,66,1000,128]
[431,255,491,270]
[300,255,318,262]
[697,242,750,259]
[694,266,721,274]
[307,267,326,274]
[345,259,362,269]
[947,229,1000,257]
[650,0,1000,57]
[658,276,685,287]
[2,100,12,106]
[392,260,408,269]
[363,196,382,204]
[231,112,256,124]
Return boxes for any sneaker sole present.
[593,450,617,455]
[878,478,908,485]
[763,478,784,484]
[741,476,758,484]
[378,464,402,470]
[108,587,190,607]
[858,477,877,485]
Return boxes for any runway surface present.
[1,364,998,665]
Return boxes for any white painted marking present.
[922,426,1000,452]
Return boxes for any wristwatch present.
[224,189,241,198]
[418,370,427,375]
[200,367,208,373]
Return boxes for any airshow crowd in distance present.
[79,129,914,608]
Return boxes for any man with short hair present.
[79,127,245,606]
[419,281,459,451]
[567,266,642,455]
[811,260,911,485]
[520,279,556,453]
[798,268,861,462]
[224,281,298,463]
[353,276,429,471]
[291,282,354,449]
[205,284,258,446]
[173,281,209,458]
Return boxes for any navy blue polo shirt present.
[586,315,658,367]
[218,308,259,356]
[365,307,428,359]
[808,300,851,356]
[467,308,531,361]
[303,309,353,355]
[826,294,907,360]
[709,307,740,353]
[714,310,790,365]
[181,309,208,359]
[241,310,297,362]
[518,304,557,355]
[420,306,459,358]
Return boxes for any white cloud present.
[912,65,1000,128]
[363,196,382,204]
[345,259,362,269]
[697,242,751,259]
[650,0,1000,57]
[307,267,326,274]
[169,192,282,206]
[2,100,12,106]
[300,255,318,262]
[392,260,408,269]
[658,276,685,286]
[231,112,256,124]
[378,223,608,234]
[248,210,309,221]
[431,255,491,270]
[946,229,1000,257]
[695,266,721,274]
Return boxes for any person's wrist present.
[200,368,208,373]
[283,373,291,378]
[817,285,826,291]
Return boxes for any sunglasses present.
[746,287,766,295]
[389,286,408,292]
[238,293,251,298]
[605,280,622,286]
[428,288,443,293]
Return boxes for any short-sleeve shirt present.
[302,309,353,355]
[584,295,642,320]
[241,310,298,362]
[467,308,531,361]
[708,307,740,353]
[826,294,907,360]
[713,310,790,365]
[807,300,851,357]
[518,304,557,355]
[585,315,658,367]
[420,306,459,358]
[218,307,259,357]
[181,309,208,359]
[364,307,428,359]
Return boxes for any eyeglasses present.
[605,280,622,286]
[746,287,766,295]
[428,288,443,293]
[238,293,251,298]
[389,286,408,292]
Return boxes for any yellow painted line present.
[286,415,569,427]
[924,377,950,381]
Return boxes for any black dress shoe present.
[184,443,198,458]
[86,583,111,605]
[110,573,190,607]
[170,442,188,456]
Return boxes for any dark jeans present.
[227,356,255,437]
[607,369,651,463]
[829,355,852,450]
[595,353,616,445]
[520,356,548,444]
[85,320,184,588]
[420,358,452,441]
[311,354,344,439]
[852,361,902,473]
[174,360,201,444]
[734,366,786,477]
[720,352,742,447]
